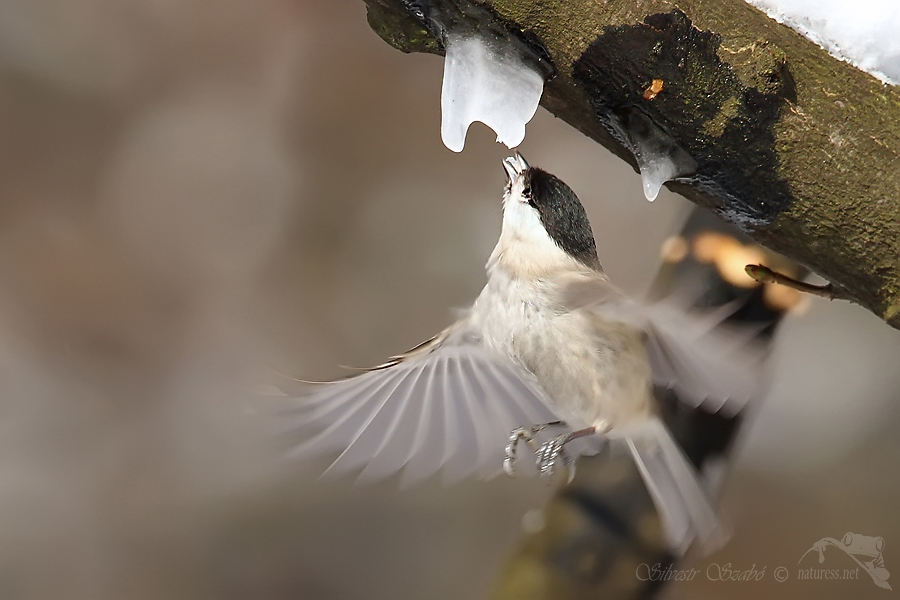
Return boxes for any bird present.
[280,153,764,554]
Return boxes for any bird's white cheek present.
[501,200,545,241]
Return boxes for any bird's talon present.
[565,462,576,484]
[504,426,535,477]
[503,422,565,478]
[536,438,568,480]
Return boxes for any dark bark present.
[364,0,900,329]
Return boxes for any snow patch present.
[744,0,900,86]
[440,34,544,152]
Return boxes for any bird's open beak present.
[502,153,530,181]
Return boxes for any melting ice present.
[622,111,698,201]
[440,34,544,152]
[636,154,681,201]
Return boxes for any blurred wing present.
[639,301,767,416]
[280,340,563,486]
[557,271,767,416]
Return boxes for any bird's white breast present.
[463,263,655,432]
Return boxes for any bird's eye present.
[522,186,536,207]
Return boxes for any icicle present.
[622,111,697,201]
[440,34,544,153]
[636,154,681,201]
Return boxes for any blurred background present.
[0,1,899,599]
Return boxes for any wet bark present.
[364,0,900,329]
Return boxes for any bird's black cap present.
[523,168,601,270]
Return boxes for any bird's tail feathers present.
[621,417,729,555]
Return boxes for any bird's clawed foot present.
[536,432,578,483]
[504,423,597,483]
[504,421,563,476]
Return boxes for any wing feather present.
[355,372,427,484]
[322,366,424,478]
[458,358,510,476]
[281,339,567,484]
[438,356,462,472]
[400,360,445,486]
[285,375,395,459]
[442,356,481,483]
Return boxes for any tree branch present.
[363,0,900,329]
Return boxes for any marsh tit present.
[283,154,763,554]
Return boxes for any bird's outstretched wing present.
[278,331,565,486]
[557,271,767,417]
